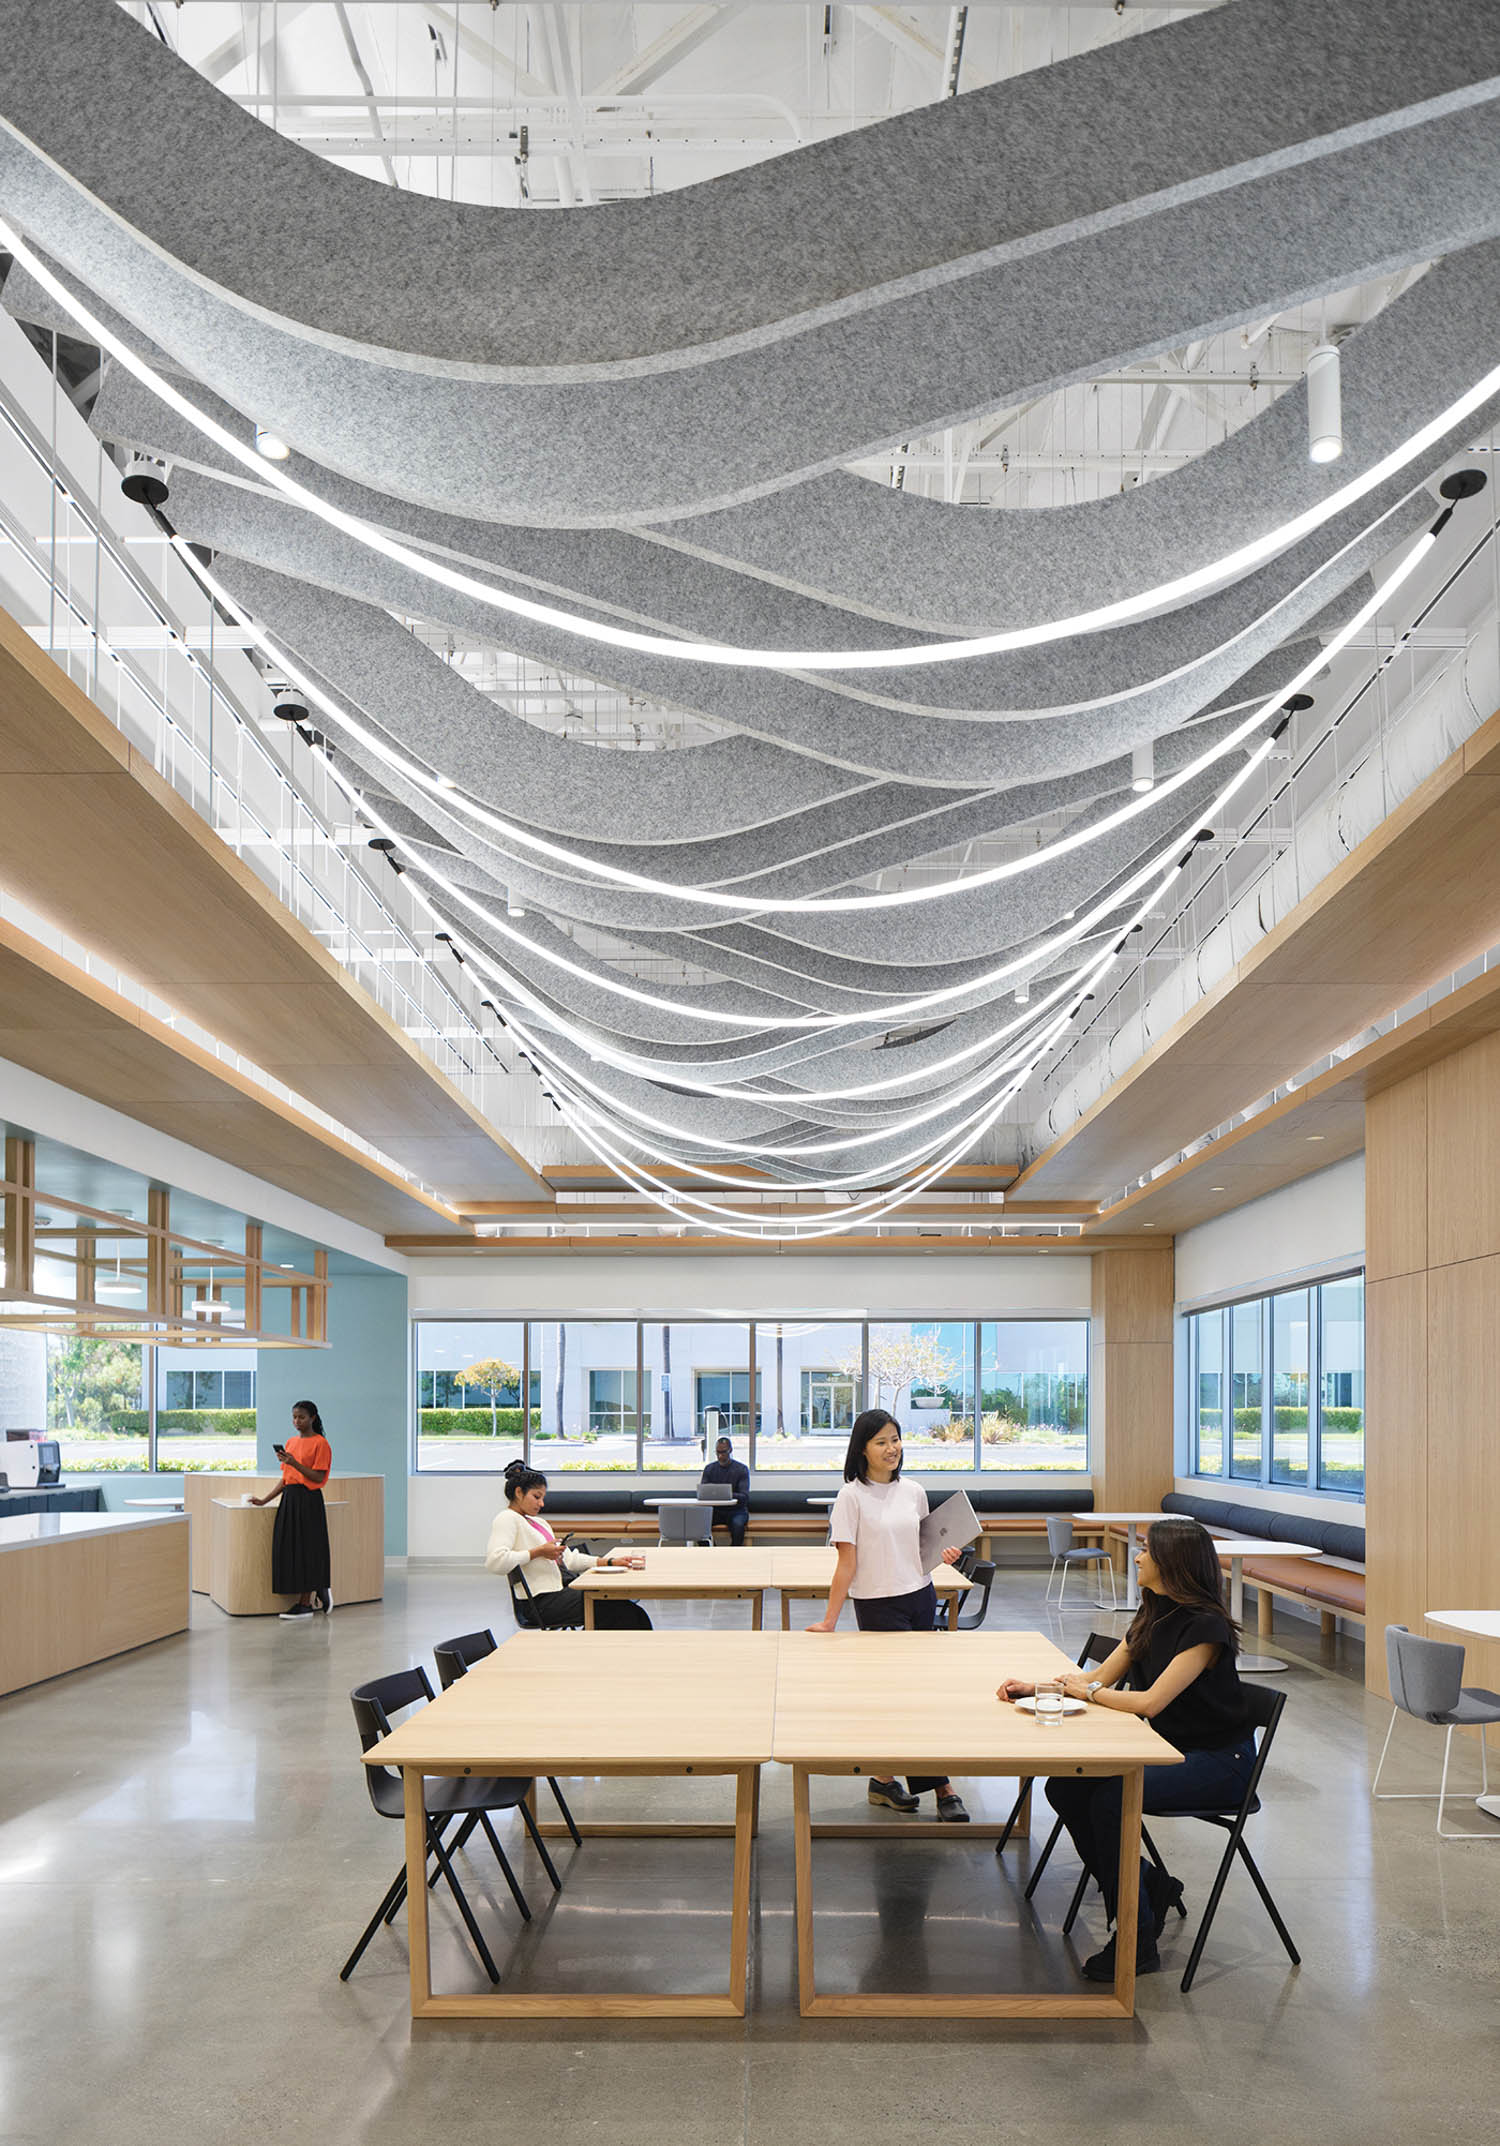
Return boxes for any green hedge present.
[418,1408,538,1437]
[105,1410,257,1436]
[1203,1407,1364,1436]
[69,1455,259,1475]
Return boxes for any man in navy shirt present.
[699,1437,751,1547]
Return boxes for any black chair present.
[434,1628,582,1847]
[1148,1683,1299,1992]
[955,1544,979,1578]
[508,1566,548,1630]
[994,1631,1181,1913]
[954,1560,996,1631]
[340,1666,554,1983]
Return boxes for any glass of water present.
[1034,1680,1066,1727]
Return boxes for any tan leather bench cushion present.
[1244,1557,1365,1613]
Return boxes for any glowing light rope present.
[2,213,1490,680]
[176,528,1435,937]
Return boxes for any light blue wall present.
[255,1270,409,1554]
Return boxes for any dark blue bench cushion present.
[1160,1490,1363,1563]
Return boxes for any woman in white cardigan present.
[485,1461,653,1628]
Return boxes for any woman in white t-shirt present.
[806,1409,968,1821]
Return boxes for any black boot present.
[1143,1861,1185,1939]
[1081,1929,1161,1982]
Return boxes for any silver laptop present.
[918,1489,982,1571]
[695,1481,737,1505]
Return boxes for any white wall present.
[1173,1156,1364,1308]
[408,1251,1092,1318]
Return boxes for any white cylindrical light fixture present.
[254,423,291,461]
[1130,741,1155,793]
[1306,341,1343,464]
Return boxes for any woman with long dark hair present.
[999,1515,1254,1981]
[249,1399,333,1620]
[485,1460,652,1628]
[806,1409,968,1822]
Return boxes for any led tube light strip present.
[2,215,1490,680]
[177,538,1228,1037]
[177,521,1436,921]
[486,866,1174,1172]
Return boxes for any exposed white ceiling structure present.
[1,0,1498,1237]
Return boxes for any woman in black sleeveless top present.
[999,1515,1254,1982]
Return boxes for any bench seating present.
[534,1482,1094,1550]
[1156,1491,1366,1632]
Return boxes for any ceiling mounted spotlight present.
[1306,341,1343,464]
[120,451,169,507]
[1013,984,1031,1006]
[254,424,291,462]
[1438,467,1489,501]
[506,898,526,918]
[1130,741,1155,794]
[269,682,310,724]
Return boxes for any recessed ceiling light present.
[254,424,291,461]
[1209,1186,1227,1192]
[1306,1134,1326,1142]
[1142,1222,1156,1228]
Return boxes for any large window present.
[1188,1273,1363,1497]
[757,1320,860,1470]
[415,1320,527,1474]
[154,1348,258,1473]
[413,1315,1090,1474]
[980,1321,1087,1472]
[45,1334,148,1474]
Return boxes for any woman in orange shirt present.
[249,1399,333,1620]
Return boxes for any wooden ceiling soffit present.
[1013,704,1500,1204]
[0,920,473,1238]
[383,1233,1138,1257]
[0,603,545,1199]
[1084,951,1500,1237]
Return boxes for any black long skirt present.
[272,1483,331,1594]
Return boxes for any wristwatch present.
[1084,1680,1103,1703]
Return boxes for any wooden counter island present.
[0,1510,189,1697]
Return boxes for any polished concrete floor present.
[3,1563,1499,2146]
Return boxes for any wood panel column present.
[1366,1030,1500,1698]
[1090,1246,1176,1513]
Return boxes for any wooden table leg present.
[793,1765,815,2015]
[946,1595,958,1630]
[729,1766,756,2014]
[1113,1767,1144,2017]
[751,1592,763,1631]
[780,1592,793,1631]
[404,1765,432,2016]
[583,1594,595,1631]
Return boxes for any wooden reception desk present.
[0,1511,189,1696]
[188,1473,384,1613]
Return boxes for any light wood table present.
[0,1511,188,1696]
[774,1628,1180,2019]
[575,1544,777,1628]
[771,1546,972,1630]
[364,1629,777,2019]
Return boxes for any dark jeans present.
[853,1583,948,1794]
[529,1586,653,1631]
[712,1510,748,1548]
[1044,1737,1256,1928]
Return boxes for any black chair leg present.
[1236,1838,1300,1965]
[1142,1824,1187,1916]
[426,1817,501,1983]
[1023,1815,1065,1901]
[994,1778,1034,1857]
[1179,1833,1239,1993]
[548,1777,582,1846]
[519,1800,564,1890]
[341,1860,409,1980]
[1060,1865,1090,1936]
[428,1810,478,1890]
[475,1811,533,1921]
